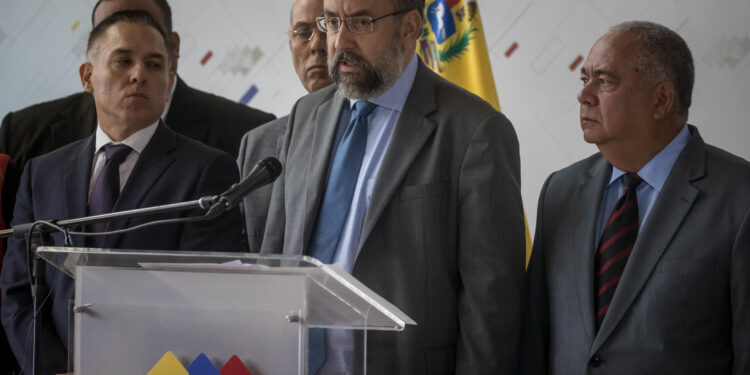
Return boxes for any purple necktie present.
[88,143,132,239]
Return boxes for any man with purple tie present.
[0,11,242,374]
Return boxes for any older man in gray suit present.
[519,21,750,374]
[237,0,331,252]
[260,0,525,373]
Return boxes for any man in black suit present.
[0,11,243,374]
[0,0,276,225]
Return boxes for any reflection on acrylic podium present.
[37,247,415,375]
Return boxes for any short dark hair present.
[610,21,694,113]
[92,0,173,33]
[86,10,172,65]
[394,0,425,20]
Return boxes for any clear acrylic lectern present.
[37,247,415,375]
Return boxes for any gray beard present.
[329,36,404,100]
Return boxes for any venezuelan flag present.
[418,0,533,264]
[417,0,500,111]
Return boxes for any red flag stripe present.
[505,42,519,58]
[569,55,583,71]
[201,50,213,66]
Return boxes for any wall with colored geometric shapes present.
[1,0,749,233]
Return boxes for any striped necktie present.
[595,172,642,330]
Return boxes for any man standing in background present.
[519,21,750,374]
[0,0,275,226]
[237,0,332,252]
[1,11,243,374]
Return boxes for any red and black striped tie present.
[595,172,642,330]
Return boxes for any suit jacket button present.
[590,355,603,367]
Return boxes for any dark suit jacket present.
[262,63,526,374]
[0,78,275,225]
[0,123,244,374]
[236,116,287,252]
[519,126,750,374]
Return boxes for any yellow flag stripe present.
[418,0,532,264]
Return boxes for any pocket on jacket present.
[657,255,716,273]
[400,181,447,202]
[399,182,447,231]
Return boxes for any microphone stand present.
[0,155,280,375]
[0,195,222,375]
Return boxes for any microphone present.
[206,157,282,217]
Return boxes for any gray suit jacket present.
[237,116,287,252]
[519,126,750,374]
[261,63,526,374]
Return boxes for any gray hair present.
[609,21,694,114]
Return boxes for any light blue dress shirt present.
[594,125,691,247]
[330,54,419,273]
[319,55,419,375]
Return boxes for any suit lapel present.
[63,136,96,247]
[103,123,177,247]
[592,128,704,353]
[356,64,438,257]
[574,156,611,342]
[296,93,346,254]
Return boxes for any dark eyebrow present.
[322,9,370,17]
[580,67,618,79]
[146,53,166,61]
[345,10,371,17]
[109,49,165,62]
[593,69,618,79]
[110,48,132,56]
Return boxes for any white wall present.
[1,0,749,234]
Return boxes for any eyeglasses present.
[316,9,411,34]
[289,23,322,42]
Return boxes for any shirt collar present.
[348,53,419,112]
[94,120,160,155]
[608,124,691,191]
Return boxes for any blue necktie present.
[307,100,376,263]
[88,143,132,244]
[306,100,375,374]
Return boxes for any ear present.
[401,9,423,41]
[170,31,181,61]
[79,62,94,93]
[652,82,677,120]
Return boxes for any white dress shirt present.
[87,120,159,200]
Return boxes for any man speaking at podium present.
[0,11,242,374]
[260,0,525,373]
